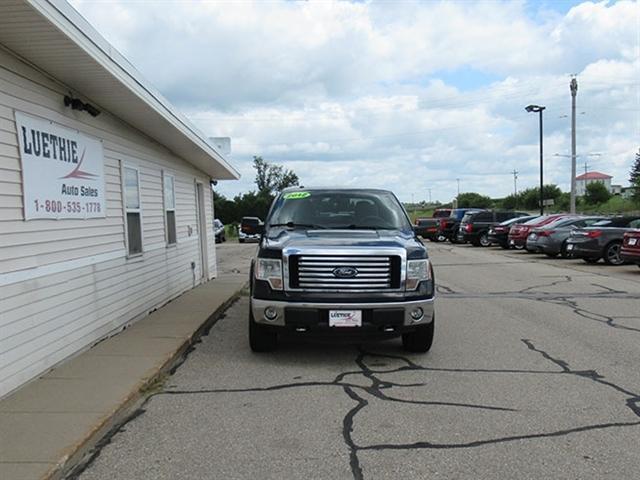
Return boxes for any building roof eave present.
[0,0,240,180]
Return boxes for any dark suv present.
[458,211,529,246]
[249,188,436,353]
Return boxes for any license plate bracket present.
[329,310,362,327]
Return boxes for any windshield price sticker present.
[329,310,362,327]
[283,191,310,200]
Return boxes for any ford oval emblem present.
[333,266,358,278]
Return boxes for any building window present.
[164,173,177,245]
[123,166,142,256]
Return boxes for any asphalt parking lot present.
[73,241,640,480]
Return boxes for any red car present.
[508,214,572,250]
[620,230,640,268]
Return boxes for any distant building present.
[621,186,638,199]
[575,171,613,196]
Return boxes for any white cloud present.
[69,0,640,203]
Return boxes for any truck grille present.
[289,255,401,291]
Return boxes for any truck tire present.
[402,316,434,353]
[249,306,277,352]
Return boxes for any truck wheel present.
[560,241,570,258]
[435,234,447,242]
[249,307,277,352]
[402,317,434,353]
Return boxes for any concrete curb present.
[46,282,248,480]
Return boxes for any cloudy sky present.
[69,0,639,203]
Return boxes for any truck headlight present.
[406,259,431,290]
[256,258,283,290]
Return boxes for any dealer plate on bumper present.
[329,310,362,327]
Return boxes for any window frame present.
[163,171,177,246]
[121,163,144,258]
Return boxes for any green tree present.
[214,157,300,224]
[456,192,493,208]
[253,156,299,197]
[630,148,640,203]
[584,182,611,205]
[518,185,563,210]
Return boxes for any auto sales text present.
[61,184,98,197]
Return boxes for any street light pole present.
[570,77,578,213]
[526,104,546,216]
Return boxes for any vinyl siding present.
[0,46,218,398]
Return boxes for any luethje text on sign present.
[15,112,106,220]
[20,126,79,164]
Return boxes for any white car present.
[239,216,262,243]
[214,219,226,243]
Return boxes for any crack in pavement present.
[344,339,640,477]
[132,339,639,480]
[437,275,640,333]
[68,336,640,480]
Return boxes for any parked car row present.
[440,211,640,270]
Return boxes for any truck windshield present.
[268,190,412,231]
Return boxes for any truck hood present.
[262,228,428,259]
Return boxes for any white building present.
[0,0,239,398]
[575,171,613,196]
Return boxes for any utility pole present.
[570,76,578,213]
[512,169,518,208]
[584,162,589,175]
[427,189,432,204]
[456,178,460,197]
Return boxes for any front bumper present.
[251,296,434,332]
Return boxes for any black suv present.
[458,210,529,246]
[249,188,436,353]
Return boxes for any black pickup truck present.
[249,187,436,353]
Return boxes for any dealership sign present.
[15,112,106,219]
